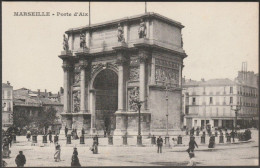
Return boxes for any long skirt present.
[54,150,61,161]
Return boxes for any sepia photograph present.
[1,1,259,167]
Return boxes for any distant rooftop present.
[183,78,236,87]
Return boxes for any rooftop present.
[183,78,236,87]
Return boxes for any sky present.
[2,2,259,92]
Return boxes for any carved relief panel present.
[73,64,81,86]
[72,90,80,113]
[128,87,139,111]
[129,56,140,82]
[155,58,179,86]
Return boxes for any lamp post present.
[133,99,144,146]
[231,105,241,130]
[163,81,170,147]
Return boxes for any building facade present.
[183,69,258,129]
[13,88,63,134]
[2,82,13,130]
[59,12,187,136]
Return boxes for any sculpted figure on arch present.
[138,19,146,38]
[63,34,69,51]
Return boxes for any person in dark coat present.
[48,130,53,143]
[230,129,235,142]
[71,153,81,167]
[81,128,85,136]
[208,136,215,148]
[92,137,98,154]
[8,134,12,148]
[15,151,26,167]
[73,147,78,155]
[187,136,198,153]
[157,136,163,153]
[65,126,68,137]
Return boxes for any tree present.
[36,106,58,134]
[12,109,34,133]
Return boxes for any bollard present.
[66,134,71,144]
[219,135,224,143]
[137,135,142,146]
[151,135,156,145]
[123,135,127,145]
[108,136,113,145]
[215,131,218,137]
[226,135,231,143]
[201,135,205,144]
[42,135,47,143]
[80,135,85,144]
[177,135,182,144]
[32,135,37,143]
[54,135,59,143]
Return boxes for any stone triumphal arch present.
[59,12,187,136]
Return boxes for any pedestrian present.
[187,152,196,166]
[156,136,163,153]
[54,143,61,162]
[26,130,31,141]
[71,153,81,167]
[65,126,68,137]
[231,129,235,142]
[81,128,85,137]
[92,137,98,154]
[208,136,215,148]
[73,147,78,156]
[48,130,53,143]
[15,151,26,167]
[8,134,12,148]
[186,136,198,153]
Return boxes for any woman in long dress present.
[54,144,61,162]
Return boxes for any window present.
[2,91,4,99]
[230,97,233,104]
[210,97,213,104]
[192,97,196,105]
[230,87,233,94]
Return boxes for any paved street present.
[3,129,259,167]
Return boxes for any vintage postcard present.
[1,1,259,167]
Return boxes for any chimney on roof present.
[48,92,52,97]
[45,89,47,98]
[38,89,40,96]
[201,78,205,82]
[7,81,10,85]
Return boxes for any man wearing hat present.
[186,135,198,153]
[15,151,26,167]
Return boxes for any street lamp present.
[163,80,171,147]
[231,105,241,130]
[133,99,144,146]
